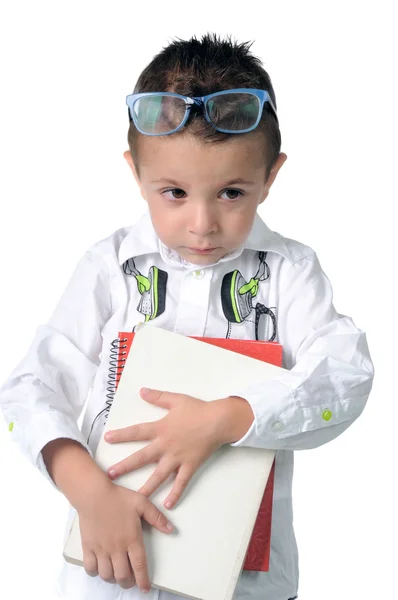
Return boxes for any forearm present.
[41,438,112,509]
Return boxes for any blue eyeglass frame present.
[126,88,278,135]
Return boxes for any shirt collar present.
[118,211,160,265]
[118,210,292,266]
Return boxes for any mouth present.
[187,247,219,254]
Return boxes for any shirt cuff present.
[227,378,300,448]
[12,410,94,491]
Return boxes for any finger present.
[112,552,135,590]
[97,554,115,584]
[139,496,174,534]
[127,522,150,593]
[138,458,178,498]
[105,422,155,444]
[83,549,98,577]
[163,464,194,509]
[140,388,174,409]
[108,444,159,480]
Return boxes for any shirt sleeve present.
[0,248,112,488]
[228,251,375,450]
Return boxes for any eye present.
[162,188,186,201]
[220,188,244,201]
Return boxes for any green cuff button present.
[8,422,14,432]
[322,410,332,421]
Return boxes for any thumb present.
[140,496,174,534]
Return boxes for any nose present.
[188,202,218,237]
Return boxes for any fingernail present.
[166,521,174,531]
[141,387,149,395]
[104,431,112,440]
[165,500,172,509]
[108,468,117,478]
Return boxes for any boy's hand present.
[77,479,173,592]
[105,388,254,509]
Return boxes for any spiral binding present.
[86,336,128,445]
[106,337,128,409]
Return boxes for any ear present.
[123,150,147,201]
[259,152,288,204]
[123,150,139,182]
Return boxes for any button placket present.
[174,268,212,336]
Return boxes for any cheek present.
[148,203,182,243]
[226,208,256,240]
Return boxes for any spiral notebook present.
[63,325,285,600]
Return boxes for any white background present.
[0,1,396,599]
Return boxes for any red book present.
[113,331,282,572]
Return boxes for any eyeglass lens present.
[133,95,187,134]
[205,93,260,131]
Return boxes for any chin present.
[190,256,218,266]
[183,250,226,266]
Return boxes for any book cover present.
[116,332,280,571]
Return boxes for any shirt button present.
[322,409,332,421]
[192,269,205,279]
[271,420,283,431]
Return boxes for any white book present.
[63,325,286,600]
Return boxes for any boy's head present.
[124,33,287,266]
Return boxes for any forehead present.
[137,133,267,183]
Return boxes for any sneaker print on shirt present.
[123,257,168,326]
[221,251,277,341]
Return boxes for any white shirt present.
[0,210,374,600]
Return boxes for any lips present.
[188,247,218,254]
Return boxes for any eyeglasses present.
[126,88,278,136]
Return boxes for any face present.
[124,133,287,266]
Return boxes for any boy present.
[0,33,374,600]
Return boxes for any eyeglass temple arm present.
[266,97,279,123]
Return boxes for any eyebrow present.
[150,179,183,186]
[151,178,255,186]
